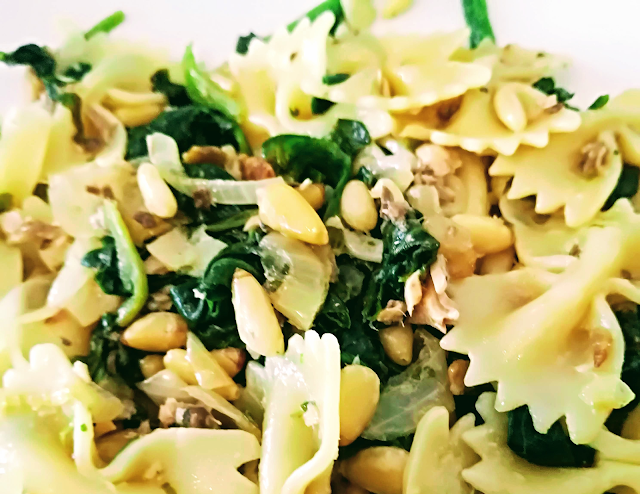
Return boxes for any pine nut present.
[379,324,413,366]
[231,269,284,357]
[493,84,527,132]
[137,162,178,219]
[451,214,513,255]
[339,365,381,446]
[341,180,378,232]
[140,354,165,379]
[121,312,188,352]
[448,359,469,395]
[257,182,328,245]
[210,348,246,378]
[113,104,164,128]
[163,348,198,385]
[341,447,409,494]
[297,182,325,210]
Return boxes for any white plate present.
[0,0,638,114]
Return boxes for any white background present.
[0,0,638,114]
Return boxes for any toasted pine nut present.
[341,447,409,494]
[137,163,178,219]
[297,182,325,210]
[164,349,198,385]
[257,182,328,245]
[140,354,165,379]
[231,269,284,357]
[448,359,469,395]
[113,104,164,128]
[339,365,381,446]
[494,84,527,132]
[341,180,378,232]
[210,348,246,378]
[379,324,413,366]
[451,214,513,255]
[480,246,515,275]
[121,312,188,352]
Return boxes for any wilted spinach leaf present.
[330,119,371,157]
[126,105,247,159]
[507,406,596,468]
[151,69,191,107]
[287,0,344,34]
[311,73,351,115]
[236,33,260,55]
[589,94,610,110]
[170,233,264,350]
[82,313,146,387]
[603,164,640,211]
[82,236,131,297]
[363,214,439,321]
[606,306,640,434]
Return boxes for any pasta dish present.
[1,1,640,493]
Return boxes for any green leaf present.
[182,45,243,122]
[323,73,350,85]
[287,0,345,34]
[507,406,596,468]
[354,167,376,188]
[462,0,495,48]
[330,119,371,157]
[103,200,148,327]
[311,97,335,115]
[533,77,576,107]
[603,164,640,211]
[589,94,610,110]
[81,236,131,297]
[151,69,191,107]
[205,209,258,233]
[0,44,56,79]
[84,10,125,40]
[126,105,248,159]
[363,214,439,321]
[236,33,260,55]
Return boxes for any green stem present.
[85,11,126,40]
[103,200,148,326]
[462,0,495,48]
[206,209,258,233]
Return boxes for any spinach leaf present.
[287,0,344,35]
[0,44,56,80]
[363,214,439,321]
[330,119,371,157]
[603,164,640,211]
[82,236,131,297]
[589,94,610,110]
[507,406,596,468]
[533,77,575,107]
[83,313,146,387]
[606,306,640,434]
[151,69,191,107]
[311,73,351,115]
[205,209,258,233]
[236,33,260,55]
[314,256,405,383]
[84,11,125,40]
[354,167,376,188]
[182,45,244,123]
[339,434,415,460]
[169,233,264,350]
[126,105,247,159]
[61,62,92,82]
[462,0,495,48]
[103,200,148,327]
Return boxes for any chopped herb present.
[323,73,350,85]
[151,69,191,107]
[462,0,495,48]
[311,97,335,115]
[80,424,88,432]
[287,0,345,35]
[236,33,260,55]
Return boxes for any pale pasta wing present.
[399,86,580,156]
[404,407,478,494]
[491,107,640,227]
[259,331,341,494]
[461,393,640,494]
[441,223,640,444]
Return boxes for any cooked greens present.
[462,0,495,48]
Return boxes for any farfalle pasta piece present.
[461,393,640,494]
[404,406,478,494]
[311,29,491,112]
[228,13,393,146]
[398,84,581,156]
[491,100,640,227]
[441,219,640,444]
